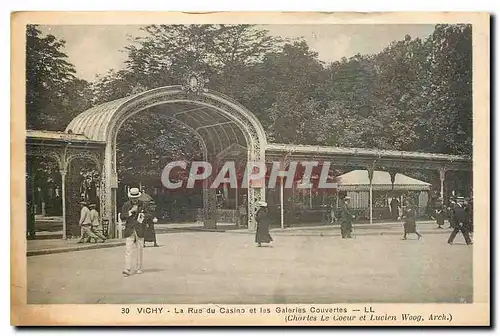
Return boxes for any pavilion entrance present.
[65,78,268,237]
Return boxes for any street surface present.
[27,229,473,304]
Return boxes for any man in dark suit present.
[447,197,472,245]
[340,196,354,239]
[447,198,458,229]
[121,188,147,276]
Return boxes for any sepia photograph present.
[11,12,489,326]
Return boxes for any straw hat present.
[128,187,142,199]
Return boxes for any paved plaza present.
[27,225,473,305]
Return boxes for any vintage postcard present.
[11,12,490,326]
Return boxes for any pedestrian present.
[121,188,147,276]
[255,201,273,247]
[238,196,247,228]
[89,203,107,242]
[144,200,159,248]
[390,197,400,220]
[434,198,446,229]
[78,201,104,243]
[339,196,354,239]
[447,199,457,229]
[329,201,337,224]
[401,200,422,240]
[447,197,473,245]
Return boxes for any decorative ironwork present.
[100,87,267,233]
[181,71,209,95]
[26,146,64,170]
[66,149,103,172]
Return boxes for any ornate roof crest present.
[181,71,209,94]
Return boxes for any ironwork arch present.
[66,85,268,234]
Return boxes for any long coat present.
[403,207,417,233]
[255,208,273,243]
[120,201,146,238]
[452,204,471,231]
[340,203,353,225]
[143,210,158,242]
[435,206,446,226]
[390,198,400,219]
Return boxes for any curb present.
[170,227,226,233]
[27,241,125,256]
[229,229,451,237]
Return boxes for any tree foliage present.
[26,25,92,130]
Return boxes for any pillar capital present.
[366,161,376,182]
[438,166,447,181]
[388,169,398,190]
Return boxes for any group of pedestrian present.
[77,201,107,243]
[252,196,422,243]
[429,196,473,244]
[118,189,472,277]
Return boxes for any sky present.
[40,24,435,81]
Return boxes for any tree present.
[89,23,472,179]
[418,24,473,155]
[254,40,328,142]
[26,25,91,130]
[89,24,284,184]
[120,24,282,95]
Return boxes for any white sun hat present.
[127,187,142,199]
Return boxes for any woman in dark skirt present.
[402,200,422,240]
[144,200,159,247]
[255,201,273,247]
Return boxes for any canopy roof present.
[65,88,249,157]
[337,170,431,191]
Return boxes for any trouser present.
[447,225,472,244]
[125,230,144,271]
[91,226,107,241]
[341,222,352,238]
[79,225,101,242]
[330,210,336,224]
